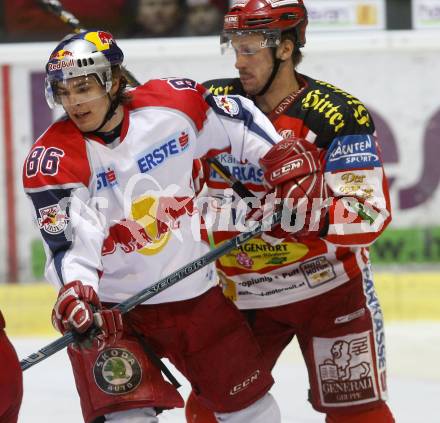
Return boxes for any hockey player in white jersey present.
[20,29,317,423]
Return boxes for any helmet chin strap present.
[255,49,282,97]
[92,93,120,133]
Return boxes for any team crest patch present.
[93,348,142,395]
[313,331,379,407]
[38,204,69,234]
[214,96,240,117]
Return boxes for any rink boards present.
[2,271,440,337]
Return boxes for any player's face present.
[232,34,275,96]
[56,76,110,132]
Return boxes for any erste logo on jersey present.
[38,204,69,234]
[326,135,380,172]
[213,96,240,117]
[96,166,118,191]
[137,130,190,173]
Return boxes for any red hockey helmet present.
[222,0,308,54]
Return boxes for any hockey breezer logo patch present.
[314,332,379,406]
[93,348,142,395]
[229,370,260,395]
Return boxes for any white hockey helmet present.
[45,30,124,108]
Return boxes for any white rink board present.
[15,322,440,422]
[0,31,440,281]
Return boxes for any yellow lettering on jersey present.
[302,90,345,132]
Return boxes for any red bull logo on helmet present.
[50,49,74,61]
[48,49,75,72]
[85,31,114,51]
[47,58,75,72]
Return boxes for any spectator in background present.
[3,0,128,42]
[125,0,186,38]
[185,0,228,36]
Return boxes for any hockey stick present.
[20,209,281,371]
[37,0,140,87]
[206,157,255,200]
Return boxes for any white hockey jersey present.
[23,78,282,304]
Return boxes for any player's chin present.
[72,117,98,133]
[240,80,260,96]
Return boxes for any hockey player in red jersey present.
[20,29,321,423]
[0,310,23,423]
[186,1,395,422]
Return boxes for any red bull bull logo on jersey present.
[102,196,196,256]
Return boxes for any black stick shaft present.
[207,157,255,200]
[37,0,140,87]
[20,210,281,371]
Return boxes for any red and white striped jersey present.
[199,73,392,309]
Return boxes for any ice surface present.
[14,322,440,422]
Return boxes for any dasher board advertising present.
[307,0,386,31]
[412,0,440,29]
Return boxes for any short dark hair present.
[112,66,132,105]
[281,30,303,69]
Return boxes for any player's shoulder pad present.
[23,119,91,190]
[202,78,244,96]
[129,78,210,131]
[303,76,375,136]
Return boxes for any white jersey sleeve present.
[195,93,283,165]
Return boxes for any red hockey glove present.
[52,280,123,349]
[259,138,329,242]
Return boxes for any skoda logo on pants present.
[93,348,142,395]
